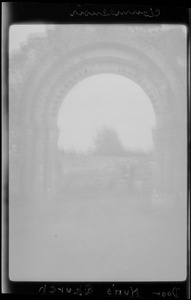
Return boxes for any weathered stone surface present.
[9,25,186,201]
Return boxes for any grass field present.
[9,189,186,281]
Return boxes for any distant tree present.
[94,127,126,156]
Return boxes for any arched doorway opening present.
[56,73,156,205]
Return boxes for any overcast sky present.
[57,73,156,153]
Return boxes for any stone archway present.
[9,25,186,204]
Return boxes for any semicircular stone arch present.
[9,26,186,202]
[20,40,180,127]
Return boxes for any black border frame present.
[2,2,190,297]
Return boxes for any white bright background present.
[57,74,156,153]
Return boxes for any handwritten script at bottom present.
[39,284,180,298]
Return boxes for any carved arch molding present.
[9,25,186,202]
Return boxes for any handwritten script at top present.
[70,8,160,18]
